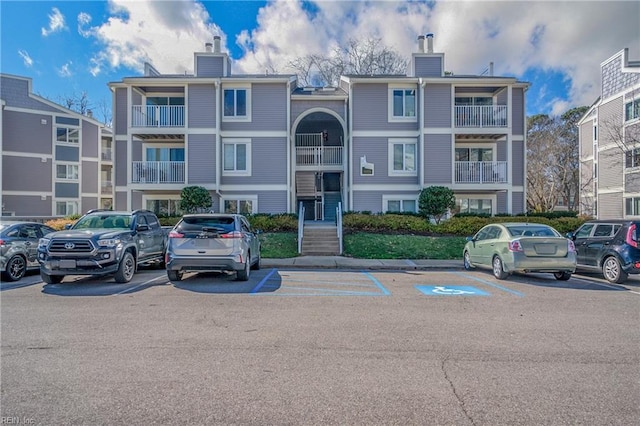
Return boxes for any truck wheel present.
[114,252,135,283]
[167,270,183,282]
[41,271,63,284]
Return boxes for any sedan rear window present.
[507,226,559,237]
[177,217,235,233]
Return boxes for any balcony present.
[296,147,343,167]
[455,105,507,128]
[132,161,185,184]
[455,161,508,184]
[101,148,112,161]
[100,181,113,195]
[132,105,185,127]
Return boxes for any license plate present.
[534,244,557,255]
[59,259,76,268]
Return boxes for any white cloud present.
[78,12,93,38]
[58,62,73,78]
[41,7,67,37]
[18,50,33,67]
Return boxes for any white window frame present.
[222,85,251,122]
[388,85,417,122]
[382,195,418,213]
[220,195,258,214]
[143,194,184,216]
[454,143,496,161]
[55,125,80,145]
[625,98,640,122]
[388,139,417,176]
[222,139,252,176]
[455,194,496,216]
[55,200,79,216]
[55,163,79,181]
[143,143,185,161]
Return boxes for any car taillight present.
[221,231,244,239]
[626,224,638,248]
[168,230,184,238]
[568,240,576,252]
[508,240,523,252]
[0,239,4,246]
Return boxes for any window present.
[223,198,256,215]
[455,147,493,162]
[146,147,185,162]
[575,224,594,239]
[389,140,417,175]
[56,164,79,180]
[625,198,640,216]
[625,99,640,121]
[56,126,79,144]
[455,96,493,106]
[385,198,417,213]
[458,198,492,215]
[390,88,416,119]
[223,88,249,119]
[146,199,183,217]
[56,201,78,216]
[624,148,640,168]
[223,140,251,175]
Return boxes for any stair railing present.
[298,202,305,254]
[336,202,343,255]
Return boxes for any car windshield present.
[73,214,132,230]
[177,217,235,233]
[507,225,560,237]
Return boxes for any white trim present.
[3,190,53,196]
[388,138,418,176]
[455,193,497,215]
[218,184,287,191]
[382,194,419,213]
[54,163,79,181]
[388,85,418,123]
[221,85,251,122]
[219,130,286,138]
[221,138,252,176]
[352,130,421,138]
[220,194,258,214]
[352,184,422,191]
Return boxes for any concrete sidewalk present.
[261,256,463,271]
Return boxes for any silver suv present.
[165,214,261,281]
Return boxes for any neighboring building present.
[0,74,113,216]
[109,34,529,219]
[578,48,640,218]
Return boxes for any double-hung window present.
[56,201,78,216]
[389,139,417,175]
[223,139,251,175]
[384,196,417,213]
[625,148,640,169]
[56,164,79,180]
[625,99,640,122]
[223,87,250,120]
[223,197,257,214]
[55,116,80,144]
[389,86,417,121]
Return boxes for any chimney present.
[489,62,494,76]
[213,35,221,53]
[417,35,425,53]
[205,42,213,52]
[426,33,434,53]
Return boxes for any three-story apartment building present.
[578,48,640,218]
[0,74,113,216]
[109,35,529,219]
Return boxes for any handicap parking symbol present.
[415,285,490,296]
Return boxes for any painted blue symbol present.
[415,285,489,296]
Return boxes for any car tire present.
[167,270,183,282]
[41,271,63,284]
[3,255,26,281]
[237,255,250,281]
[553,271,572,281]
[492,256,508,280]
[251,251,261,271]
[602,256,628,284]
[463,251,474,270]
[114,252,135,283]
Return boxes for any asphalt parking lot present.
[2,267,639,424]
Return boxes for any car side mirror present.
[565,232,575,240]
[466,236,475,242]
[64,223,72,230]
[136,224,150,232]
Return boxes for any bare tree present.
[288,37,408,87]
[59,91,91,115]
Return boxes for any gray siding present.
[580,121,593,158]
[2,156,51,191]
[497,141,507,162]
[598,192,623,218]
[602,51,640,99]
[115,192,127,211]
[221,137,287,185]
[413,55,443,77]
[188,84,216,128]
[2,110,52,154]
[2,195,51,216]
[82,161,99,193]
[131,140,143,162]
[195,55,224,78]
[115,140,128,186]
[82,121,99,157]
[352,192,384,213]
[424,134,451,184]
[187,134,216,184]
[0,75,59,112]
[598,97,624,190]
[581,160,594,194]
[132,191,143,210]
[352,84,419,131]
[511,88,525,136]
[625,172,640,193]
[56,145,79,162]
[222,84,287,132]
[82,196,98,212]
[115,88,127,136]
[424,84,451,128]
[352,137,418,186]
[291,99,346,126]
[496,191,507,214]
[55,182,79,198]
[512,192,525,215]
[512,140,524,186]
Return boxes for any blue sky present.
[1,0,639,124]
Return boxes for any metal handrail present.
[336,202,343,255]
[298,202,305,254]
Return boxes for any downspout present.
[287,79,292,213]
[215,80,221,211]
[419,78,425,191]
[343,96,348,211]
[507,85,513,214]
[348,80,354,210]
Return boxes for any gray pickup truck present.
[38,209,166,284]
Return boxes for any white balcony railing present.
[296,147,343,166]
[100,181,113,194]
[132,161,185,184]
[455,161,508,183]
[455,105,508,128]
[132,105,185,127]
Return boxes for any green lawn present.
[259,232,466,259]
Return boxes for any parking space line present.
[250,268,278,294]
[115,275,167,295]
[454,272,524,297]
[571,276,640,295]
[362,272,391,296]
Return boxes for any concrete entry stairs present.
[301,221,340,256]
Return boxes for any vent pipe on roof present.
[213,35,221,53]
[205,42,213,53]
[417,35,425,53]
[426,33,434,53]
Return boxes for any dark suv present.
[38,209,166,284]
[567,220,640,283]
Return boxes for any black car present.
[1,221,56,281]
[567,219,640,283]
